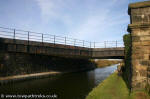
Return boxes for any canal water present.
[0,64,117,99]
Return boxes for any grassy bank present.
[95,60,121,68]
[86,72,150,99]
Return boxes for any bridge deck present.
[92,48,124,59]
[0,37,124,59]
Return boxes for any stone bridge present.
[0,37,124,59]
[0,0,150,92]
[0,26,124,59]
[0,28,124,79]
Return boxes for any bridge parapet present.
[0,27,124,48]
[92,47,124,59]
[0,27,124,59]
[0,37,124,59]
[0,38,91,58]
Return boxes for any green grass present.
[86,72,130,99]
[86,72,150,99]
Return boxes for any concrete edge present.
[0,71,61,85]
[92,47,124,51]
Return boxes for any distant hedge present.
[123,33,132,89]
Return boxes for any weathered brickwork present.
[0,37,124,77]
[0,51,96,77]
[0,37,124,59]
[0,38,91,58]
[128,1,150,91]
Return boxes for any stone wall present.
[0,51,96,77]
[0,36,124,78]
[0,37,91,58]
[92,48,124,59]
[0,37,124,59]
[0,37,97,77]
[128,1,150,91]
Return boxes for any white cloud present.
[35,0,129,43]
[36,0,55,20]
[69,0,129,41]
[36,0,64,22]
[36,0,74,29]
[72,13,108,40]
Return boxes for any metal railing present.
[129,0,149,3]
[0,27,124,48]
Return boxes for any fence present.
[0,27,124,48]
[129,0,149,3]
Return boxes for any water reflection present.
[0,64,117,99]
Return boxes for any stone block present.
[29,46,36,53]
[130,6,150,24]
[7,44,16,52]
[16,45,27,53]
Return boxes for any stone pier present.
[128,1,150,91]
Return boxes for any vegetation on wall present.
[123,33,132,89]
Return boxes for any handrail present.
[0,27,124,48]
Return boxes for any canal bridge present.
[1,1,150,92]
[0,27,124,59]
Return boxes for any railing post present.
[28,31,29,41]
[27,31,30,52]
[94,42,95,48]
[65,37,66,45]
[54,35,55,44]
[83,40,84,47]
[90,42,91,48]
[14,29,16,39]
[42,33,43,43]
[13,29,16,51]
[104,41,106,48]
[116,40,117,48]
[74,39,76,46]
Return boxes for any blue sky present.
[0,0,148,42]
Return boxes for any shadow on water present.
[0,65,117,99]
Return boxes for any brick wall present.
[0,52,95,77]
